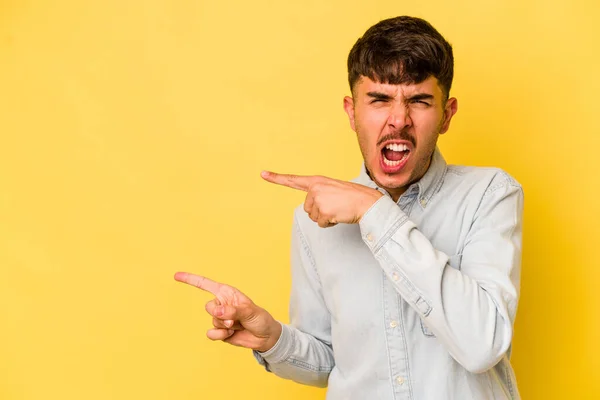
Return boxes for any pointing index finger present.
[174,272,221,296]
[261,171,315,192]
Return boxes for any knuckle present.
[194,276,205,289]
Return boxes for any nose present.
[387,103,412,131]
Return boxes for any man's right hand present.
[174,272,282,353]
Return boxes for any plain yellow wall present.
[1,1,598,399]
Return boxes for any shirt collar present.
[353,147,447,208]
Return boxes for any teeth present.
[384,158,402,166]
[383,149,409,167]
[385,143,408,152]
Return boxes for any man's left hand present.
[261,171,383,228]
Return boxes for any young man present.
[175,16,523,399]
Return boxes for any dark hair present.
[347,16,454,101]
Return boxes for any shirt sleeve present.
[358,174,524,373]
[252,210,334,387]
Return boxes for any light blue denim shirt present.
[254,148,523,399]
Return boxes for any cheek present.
[412,111,444,140]
[356,132,377,159]
[355,110,387,145]
[363,108,389,129]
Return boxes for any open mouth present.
[382,143,410,167]
[380,142,411,173]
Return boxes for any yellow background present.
[1,1,598,399]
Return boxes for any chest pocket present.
[420,253,463,337]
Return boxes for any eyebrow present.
[366,91,435,102]
[406,93,435,102]
[366,91,395,101]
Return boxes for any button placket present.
[383,278,412,397]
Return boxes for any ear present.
[439,97,458,135]
[343,96,356,132]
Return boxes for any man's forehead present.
[356,76,441,96]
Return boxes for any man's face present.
[344,76,458,200]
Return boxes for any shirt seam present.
[398,297,415,399]
[423,164,447,205]
[382,275,396,400]
[294,213,322,286]
[372,214,409,254]
[483,172,522,198]
[286,357,333,373]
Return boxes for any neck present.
[365,154,434,203]
[387,188,406,202]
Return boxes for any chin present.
[372,169,411,190]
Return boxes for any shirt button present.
[390,320,398,328]
[366,233,373,242]
[420,198,427,207]
[392,272,399,281]
[396,376,405,385]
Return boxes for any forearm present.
[360,192,522,373]
[253,322,334,387]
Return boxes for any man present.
[175,16,523,399]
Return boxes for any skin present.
[343,75,458,201]
[174,272,281,352]
[175,75,458,352]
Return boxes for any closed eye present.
[366,91,394,104]
[407,93,434,107]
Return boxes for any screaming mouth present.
[382,143,410,167]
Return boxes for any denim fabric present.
[254,148,523,400]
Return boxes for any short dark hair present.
[347,16,454,101]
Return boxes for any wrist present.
[256,319,282,353]
[359,190,384,221]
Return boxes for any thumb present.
[211,302,256,323]
[235,302,261,324]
